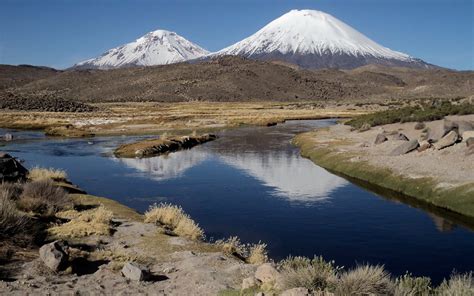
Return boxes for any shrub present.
[395,273,432,296]
[279,256,339,291]
[216,236,245,256]
[145,203,204,240]
[247,242,268,264]
[335,264,394,295]
[0,193,30,238]
[435,272,473,295]
[48,205,113,238]
[28,167,67,181]
[0,182,23,200]
[17,180,71,216]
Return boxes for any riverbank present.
[0,101,370,137]
[293,115,474,218]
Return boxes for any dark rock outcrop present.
[374,134,388,145]
[0,153,28,182]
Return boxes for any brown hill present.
[0,64,60,90]
[1,57,473,104]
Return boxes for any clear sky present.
[1,0,472,70]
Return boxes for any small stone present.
[241,276,259,289]
[3,134,13,141]
[414,122,425,130]
[435,130,459,150]
[39,241,69,271]
[390,140,419,156]
[463,131,474,142]
[281,287,311,296]
[396,133,409,141]
[255,263,281,287]
[374,134,387,145]
[466,138,474,148]
[359,123,371,132]
[418,140,432,152]
[121,262,148,281]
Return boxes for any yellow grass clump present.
[144,203,204,241]
[247,242,268,264]
[28,167,67,181]
[215,236,268,264]
[48,205,113,238]
[215,236,244,256]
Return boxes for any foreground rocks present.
[39,241,69,272]
[121,262,148,281]
[390,140,419,156]
[0,153,28,182]
[435,130,459,150]
[114,134,218,158]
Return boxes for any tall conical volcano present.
[74,30,209,69]
[213,9,434,69]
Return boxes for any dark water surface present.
[2,120,474,282]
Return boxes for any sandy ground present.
[1,218,255,295]
[309,115,474,188]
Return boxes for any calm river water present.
[1,120,473,282]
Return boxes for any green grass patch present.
[346,101,474,129]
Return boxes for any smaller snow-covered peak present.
[74,29,209,69]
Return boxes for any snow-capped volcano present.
[74,30,209,69]
[213,9,433,69]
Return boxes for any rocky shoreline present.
[293,115,474,218]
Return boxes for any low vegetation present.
[28,167,67,181]
[346,100,474,129]
[17,180,72,216]
[145,203,204,240]
[216,236,268,264]
[49,205,113,238]
[0,192,30,239]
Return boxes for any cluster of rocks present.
[240,263,316,296]
[373,119,474,156]
[0,152,28,182]
[0,91,96,112]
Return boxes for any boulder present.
[281,287,311,296]
[241,276,259,289]
[39,241,69,271]
[374,134,388,145]
[462,131,474,142]
[255,263,282,287]
[443,120,458,136]
[466,138,474,148]
[418,140,432,152]
[121,262,148,281]
[390,140,419,156]
[396,133,409,141]
[455,121,474,135]
[0,153,28,182]
[434,131,459,150]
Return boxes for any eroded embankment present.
[114,134,217,158]
[293,125,474,218]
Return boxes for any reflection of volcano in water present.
[218,151,348,202]
[116,150,210,181]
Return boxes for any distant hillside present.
[0,64,60,90]
[1,57,472,104]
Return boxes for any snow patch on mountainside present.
[75,30,209,69]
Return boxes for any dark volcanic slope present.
[2,57,473,103]
[0,64,60,90]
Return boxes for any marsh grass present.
[48,205,113,238]
[279,256,339,291]
[145,203,204,240]
[28,167,67,181]
[0,193,30,238]
[346,101,474,129]
[17,180,71,216]
[335,264,394,295]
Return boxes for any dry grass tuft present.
[394,273,432,295]
[17,180,71,216]
[436,272,473,295]
[144,203,204,241]
[48,205,113,238]
[215,236,245,256]
[28,167,67,181]
[0,182,24,200]
[0,193,30,238]
[279,256,339,291]
[247,242,268,265]
[336,264,394,295]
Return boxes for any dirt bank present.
[293,115,474,218]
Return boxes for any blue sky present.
[1,0,472,70]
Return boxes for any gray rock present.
[463,131,474,142]
[39,241,69,271]
[374,134,388,145]
[466,138,474,148]
[443,120,458,136]
[466,146,474,156]
[435,130,459,150]
[255,263,282,288]
[455,121,474,135]
[390,140,419,156]
[414,122,425,130]
[281,287,311,296]
[3,134,13,141]
[396,133,409,141]
[0,153,28,182]
[241,276,259,289]
[121,262,148,281]
[418,140,432,152]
